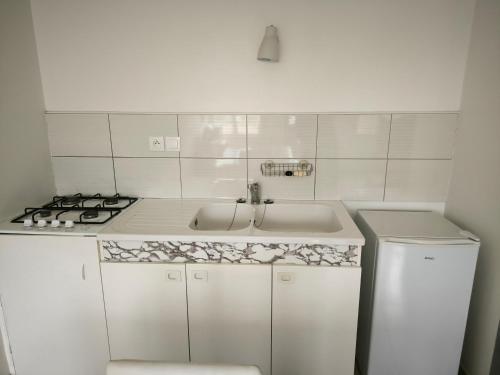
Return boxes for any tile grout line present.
[382,114,393,201]
[45,110,461,116]
[107,114,118,194]
[313,114,319,200]
[97,250,113,361]
[246,115,249,200]
[177,115,183,199]
[49,155,453,161]
[270,266,273,375]
[184,264,191,362]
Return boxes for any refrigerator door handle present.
[381,237,478,246]
[0,295,16,374]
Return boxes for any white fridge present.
[355,210,479,375]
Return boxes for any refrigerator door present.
[367,240,478,375]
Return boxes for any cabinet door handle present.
[192,271,208,281]
[278,272,294,283]
[81,264,86,281]
[0,296,16,374]
[166,271,181,282]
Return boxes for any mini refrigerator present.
[355,210,479,375]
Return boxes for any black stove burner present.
[82,210,99,220]
[104,197,119,205]
[38,209,52,218]
[62,196,82,206]
[11,194,138,225]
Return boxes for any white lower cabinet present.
[0,235,109,375]
[186,264,272,375]
[272,265,361,375]
[0,235,360,375]
[99,262,360,375]
[101,263,189,361]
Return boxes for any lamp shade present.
[257,25,279,62]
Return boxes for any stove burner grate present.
[10,194,138,225]
[82,210,99,220]
[103,197,119,205]
[62,199,82,207]
[38,209,52,218]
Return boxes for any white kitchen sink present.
[189,203,253,231]
[190,202,342,233]
[254,203,343,233]
[101,199,363,245]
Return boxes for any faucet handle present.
[248,182,259,191]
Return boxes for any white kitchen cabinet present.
[0,299,14,375]
[272,265,361,375]
[186,264,272,375]
[101,263,189,361]
[0,235,109,375]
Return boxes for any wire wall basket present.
[260,160,313,177]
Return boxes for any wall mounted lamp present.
[257,25,279,62]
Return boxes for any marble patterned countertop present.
[100,240,361,266]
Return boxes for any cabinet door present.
[0,235,109,375]
[101,263,189,361]
[272,265,361,375]
[186,264,271,375]
[0,296,15,375]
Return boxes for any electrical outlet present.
[165,137,180,152]
[149,136,165,151]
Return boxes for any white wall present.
[0,0,55,221]
[445,0,500,374]
[30,0,475,113]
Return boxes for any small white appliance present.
[355,210,479,375]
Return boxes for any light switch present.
[165,137,180,152]
[149,136,165,152]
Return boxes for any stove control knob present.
[37,219,47,228]
[51,220,60,228]
[23,219,33,227]
[64,220,74,228]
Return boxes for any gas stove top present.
[1,193,138,236]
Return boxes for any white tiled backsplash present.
[46,113,458,201]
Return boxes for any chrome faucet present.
[248,182,261,205]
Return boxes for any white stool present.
[106,361,263,375]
